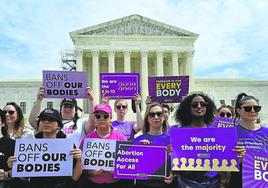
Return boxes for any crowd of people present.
[0,86,267,188]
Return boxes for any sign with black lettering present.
[12,139,73,177]
[43,70,88,98]
[82,138,116,171]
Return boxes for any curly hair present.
[143,102,168,133]
[234,93,259,120]
[4,102,25,138]
[175,92,216,127]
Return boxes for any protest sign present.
[114,141,168,180]
[212,117,236,128]
[82,138,116,171]
[12,138,73,177]
[100,73,140,99]
[43,70,88,98]
[148,76,189,103]
[243,151,268,188]
[170,128,239,171]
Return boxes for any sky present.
[0,0,268,80]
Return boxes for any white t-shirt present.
[62,117,88,147]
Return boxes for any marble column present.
[75,49,83,71]
[92,50,100,103]
[75,49,83,108]
[172,51,179,76]
[156,50,164,76]
[124,51,131,72]
[108,51,115,73]
[185,51,195,92]
[141,51,149,111]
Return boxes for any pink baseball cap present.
[93,104,112,115]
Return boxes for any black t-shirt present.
[0,136,15,171]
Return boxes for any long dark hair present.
[234,93,259,120]
[143,102,168,133]
[0,109,8,137]
[4,102,25,137]
[175,92,216,127]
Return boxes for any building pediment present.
[70,14,198,37]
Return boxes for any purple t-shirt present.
[112,120,136,140]
[134,133,170,146]
[236,124,268,152]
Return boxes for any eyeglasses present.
[219,112,232,118]
[241,106,262,112]
[39,116,57,122]
[191,102,208,108]
[3,110,15,115]
[148,111,164,118]
[116,105,127,110]
[94,114,110,120]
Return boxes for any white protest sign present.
[82,138,116,171]
[12,138,73,177]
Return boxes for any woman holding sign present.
[134,102,174,188]
[229,93,268,188]
[29,86,95,147]
[3,102,34,139]
[174,92,245,188]
[8,108,83,188]
[79,103,128,188]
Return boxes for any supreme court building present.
[1,14,268,124]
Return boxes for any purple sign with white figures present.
[43,70,88,98]
[243,151,268,188]
[114,141,168,180]
[100,73,140,99]
[212,117,236,128]
[148,76,189,103]
[170,128,239,172]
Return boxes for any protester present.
[134,102,173,188]
[228,93,268,188]
[3,102,34,139]
[217,105,234,119]
[29,85,94,146]
[0,109,15,188]
[101,93,143,140]
[174,92,245,188]
[8,108,82,188]
[79,103,128,188]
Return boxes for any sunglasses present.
[148,111,164,118]
[242,106,262,112]
[3,110,15,115]
[94,114,110,120]
[191,102,208,108]
[39,116,57,122]
[219,112,232,118]
[116,105,127,110]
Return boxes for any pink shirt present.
[80,129,127,184]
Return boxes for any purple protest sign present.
[114,141,168,180]
[243,151,268,188]
[12,138,73,177]
[148,76,189,103]
[100,73,140,99]
[170,128,239,171]
[212,117,236,128]
[43,70,88,98]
